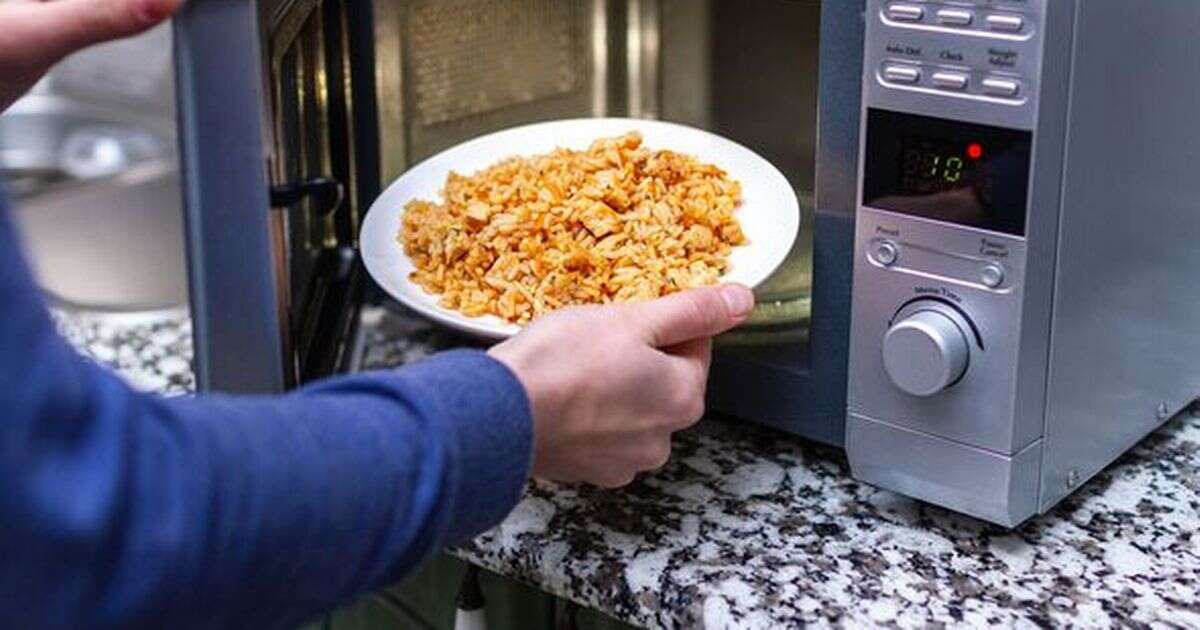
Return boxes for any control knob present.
[882,302,973,396]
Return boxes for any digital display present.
[899,138,981,196]
[863,109,1033,236]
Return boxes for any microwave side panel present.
[809,0,867,441]
[1039,0,1200,512]
[1008,0,1077,507]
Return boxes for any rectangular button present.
[936,9,974,26]
[982,77,1021,97]
[932,72,969,90]
[886,3,925,22]
[883,65,922,84]
[986,13,1024,32]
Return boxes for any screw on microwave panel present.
[1066,469,1079,489]
[1157,402,1170,421]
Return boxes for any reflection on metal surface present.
[335,0,361,232]
[714,190,814,346]
[34,23,174,115]
[591,0,609,117]
[14,160,189,310]
[658,0,711,128]
[700,1,822,343]
[717,191,813,347]
[58,125,162,180]
[372,0,407,182]
[716,322,809,347]
[627,0,660,118]
[0,95,172,197]
[0,20,184,311]
[267,0,316,374]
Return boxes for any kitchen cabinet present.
[323,555,636,630]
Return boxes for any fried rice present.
[399,132,746,324]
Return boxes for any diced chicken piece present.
[579,201,621,238]
[683,224,715,251]
[595,169,619,188]
[604,187,631,212]
[719,221,747,245]
[464,200,491,226]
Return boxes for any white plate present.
[360,118,800,339]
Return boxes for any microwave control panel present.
[848,0,1048,456]
[864,0,1046,132]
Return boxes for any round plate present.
[360,118,801,339]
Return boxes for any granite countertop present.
[60,307,1200,629]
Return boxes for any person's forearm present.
[0,189,531,629]
[162,352,532,628]
[1,349,531,630]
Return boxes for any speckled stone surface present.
[52,307,194,395]
[451,418,1200,629]
[61,306,1200,629]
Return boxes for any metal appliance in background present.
[173,0,1200,527]
[0,24,188,311]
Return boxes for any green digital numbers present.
[943,156,964,183]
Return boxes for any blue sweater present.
[0,190,534,629]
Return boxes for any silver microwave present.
[173,0,1200,526]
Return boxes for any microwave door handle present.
[269,177,344,217]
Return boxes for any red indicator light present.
[966,143,984,160]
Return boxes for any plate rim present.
[360,117,801,340]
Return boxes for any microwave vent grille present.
[407,0,587,125]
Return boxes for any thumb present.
[627,284,755,348]
[19,0,183,62]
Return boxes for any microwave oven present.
[173,0,1200,526]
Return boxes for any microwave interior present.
[243,0,854,442]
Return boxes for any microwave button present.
[936,8,974,26]
[932,72,969,91]
[986,13,1024,32]
[886,3,925,22]
[980,263,1006,288]
[871,241,900,266]
[982,77,1021,97]
[883,65,921,84]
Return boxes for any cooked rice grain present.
[399,132,746,324]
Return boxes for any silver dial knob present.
[882,304,971,397]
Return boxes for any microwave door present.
[265,0,375,384]
[174,0,285,395]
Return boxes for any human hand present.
[0,0,184,111]
[488,284,755,488]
